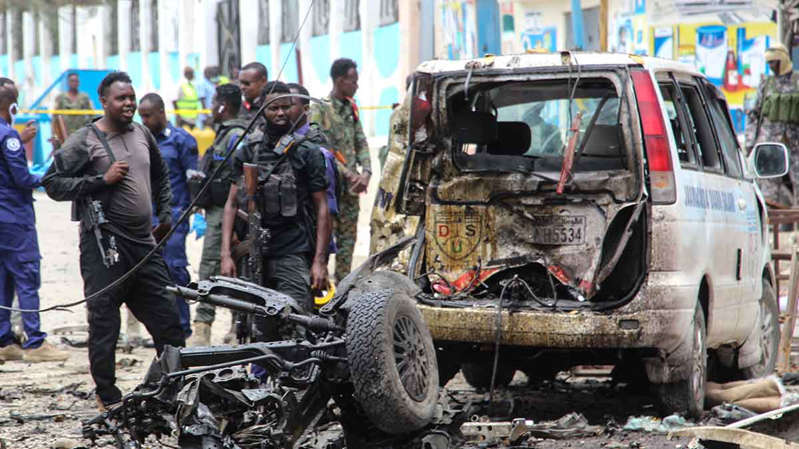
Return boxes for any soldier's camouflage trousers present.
[334,193,360,282]
[195,206,224,324]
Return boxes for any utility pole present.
[600,0,608,51]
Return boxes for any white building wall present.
[239,0,259,65]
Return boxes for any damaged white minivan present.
[367,52,788,418]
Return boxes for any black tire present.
[741,279,780,379]
[345,290,439,434]
[655,302,706,418]
[461,360,515,390]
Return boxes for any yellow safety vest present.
[176,82,201,119]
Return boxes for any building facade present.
[0,0,426,137]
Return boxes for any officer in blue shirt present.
[138,93,198,338]
[0,84,68,362]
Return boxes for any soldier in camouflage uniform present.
[309,58,371,282]
[745,44,799,207]
[189,84,247,346]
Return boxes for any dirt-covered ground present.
[0,192,704,448]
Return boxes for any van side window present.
[679,85,723,172]
[706,96,743,178]
[658,83,696,167]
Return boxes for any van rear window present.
[449,78,625,172]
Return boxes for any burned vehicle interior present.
[399,69,649,311]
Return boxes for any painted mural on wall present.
[520,12,557,52]
[440,1,478,60]
[652,22,776,133]
[609,0,648,55]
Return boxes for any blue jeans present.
[163,227,192,337]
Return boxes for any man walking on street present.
[0,84,69,363]
[42,72,185,409]
[139,93,198,339]
[189,84,247,346]
[54,72,93,136]
[310,58,371,282]
[174,67,203,129]
[220,82,330,325]
[238,62,268,127]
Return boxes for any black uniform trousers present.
[79,229,185,405]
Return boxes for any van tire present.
[345,290,439,434]
[655,303,706,418]
[461,361,515,389]
[741,279,780,379]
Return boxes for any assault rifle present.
[243,163,269,284]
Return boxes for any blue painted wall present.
[339,31,363,68]
[148,52,160,89]
[476,0,500,56]
[127,52,143,87]
[31,57,43,87]
[106,54,120,71]
[278,43,299,82]
[255,45,274,79]
[309,35,330,83]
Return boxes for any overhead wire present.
[0,0,317,314]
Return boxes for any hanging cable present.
[0,1,317,313]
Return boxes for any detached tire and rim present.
[345,290,439,434]
[656,302,706,418]
[741,279,780,379]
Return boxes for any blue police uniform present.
[0,116,46,349]
[152,123,198,337]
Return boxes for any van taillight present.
[631,70,676,204]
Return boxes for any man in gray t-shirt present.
[42,72,185,409]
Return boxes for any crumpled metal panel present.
[369,96,420,269]
[424,195,626,296]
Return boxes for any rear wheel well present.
[698,277,709,330]
[763,267,774,287]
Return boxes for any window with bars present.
[33,10,41,55]
[343,0,359,32]
[150,0,158,51]
[258,0,270,44]
[0,12,5,55]
[130,0,140,51]
[281,0,298,43]
[70,4,76,55]
[108,0,117,55]
[379,0,398,25]
[312,0,328,36]
[11,9,22,59]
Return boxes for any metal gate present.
[217,0,241,77]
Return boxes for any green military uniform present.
[54,92,93,136]
[309,96,371,282]
[195,118,247,324]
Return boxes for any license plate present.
[531,215,586,245]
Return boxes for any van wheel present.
[655,303,706,418]
[345,290,439,434]
[741,279,780,379]
[461,360,515,389]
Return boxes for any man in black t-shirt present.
[219,81,330,315]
